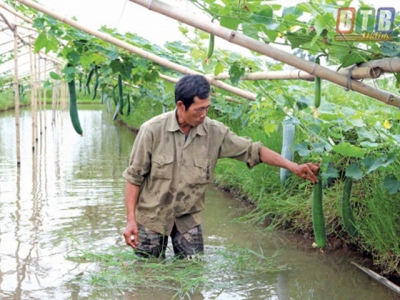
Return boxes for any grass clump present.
[66,244,288,298]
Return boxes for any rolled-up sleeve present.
[219,128,263,169]
[122,124,152,185]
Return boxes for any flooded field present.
[0,107,398,299]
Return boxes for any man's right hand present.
[123,221,139,249]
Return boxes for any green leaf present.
[286,33,313,49]
[61,66,77,82]
[62,66,77,76]
[66,51,80,65]
[381,42,400,57]
[311,142,326,153]
[43,79,52,89]
[332,142,367,158]
[242,23,262,40]
[357,127,378,142]
[383,175,400,194]
[214,62,224,76]
[296,96,310,110]
[359,141,380,149]
[282,6,303,20]
[340,52,366,68]
[229,62,245,85]
[220,17,241,30]
[32,17,45,30]
[263,29,279,42]
[165,41,190,53]
[362,154,396,174]
[345,163,363,180]
[33,32,48,53]
[394,72,400,89]
[322,164,339,179]
[314,13,333,36]
[293,142,310,156]
[34,32,58,54]
[178,25,189,35]
[249,8,273,23]
[110,59,124,75]
[49,71,61,80]
[263,122,276,135]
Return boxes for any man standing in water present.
[123,74,319,259]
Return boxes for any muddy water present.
[0,107,398,300]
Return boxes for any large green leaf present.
[362,154,397,174]
[34,31,58,53]
[286,32,313,49]
[220,17,241,30]
[164,41,190,53]
[332,142,367,158]
[381,42,400,57]
[214,62,224,76]
[263,122,276,135]
[345,163,363,180]
[383,175,400,194]
[49,72,61,80]
[321,163,339,179]
[249,8,273,23]
[340,52,367,68]
[229,62,245,85]
[282,6,303,20]
[293,142,311,156]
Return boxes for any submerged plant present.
[66,244,288,298]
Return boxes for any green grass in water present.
[66,244,288,298]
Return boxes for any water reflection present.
[0,107,398,300]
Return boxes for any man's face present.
[178,96,211,127]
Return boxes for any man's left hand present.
[291,163,320,183]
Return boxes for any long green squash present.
[112,74,124,120]
[312,179,326,248]
[314,56,321,109]
[85,67,95,96]
[118,74,124,115]
[92,66,99,100]
[280,116,295,185]
[126,93,131,116]
[68,79,83,136]
[207,34,214,60]
[341,177,358,237]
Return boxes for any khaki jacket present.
[123,109,263,235]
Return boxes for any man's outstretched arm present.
[259,147,319,183]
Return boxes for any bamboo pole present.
[29,36,37,146]
[337,67,382,79]
[43,58,47,130]
[29,37,35,150]
[13,22,21,166]
[0,1,33,24]
[0,12,28,43]
[213,67,382,82]
[36,53,42,136]
[360,57,400,73]
[15,0,256,101]
[15,23,38,32]
[0,33,35,46]
[215,70,314,81]
[129,0,400,108]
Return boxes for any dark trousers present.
[135,223,204,259]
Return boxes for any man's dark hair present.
[175,75,210,109]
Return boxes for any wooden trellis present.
[127,0,400,108]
